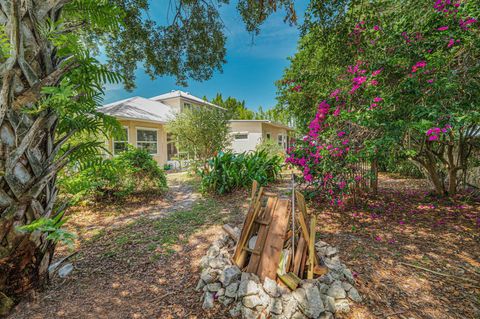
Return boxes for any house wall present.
[261,123,289,149]
[157,97,182,113]
[106,119,168,166]
[229,122,263,153]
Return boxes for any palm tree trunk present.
[0,0,72,310]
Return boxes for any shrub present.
[59,147,167,202]
[255,138,286,159]
[199,150,282,194]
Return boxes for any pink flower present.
[447,38,455,48]
[330,89,341,99]
[304,174,313,182]
[437,26,449,31]
[375,236,382,241]
[373,97,383,103]
[372,69,382,76]
[428,135,439,141]
[337,131,346,137]
[373,25,380,31]
[427,79,435,83]
[370,79,379,86]
[369,103,378,109]
[333,108,341,117]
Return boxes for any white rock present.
[322,295,336,313]
[318,283,329,294]
[225,282,239,298]
[216,288,225,297]
[319,273,334,285]
[209,257,226,269]
[341,281,353,291]
[334,299,350,313]
[348,287,362,302]
[237,280,260,297]
[299,283,324,318]
[343,268,355,284]
[218,295,233,306]
[327,281,346,299]
[58,263,73,278]
[220,265,241,286]
[207,244,220,258]
[195,279,205,291]
[291,311,307,319]
[229,303,242,317]
[202,292,214,309]
[242,306,260,319]
[207,282,221,292]
[200,270,216,283]
[243,294,263,309]
[281,294,298,319]
[315,240,329,248]
[326,246,338,257]
[269,297,283,314]
[264,277,281,297]
[319,311,334,319]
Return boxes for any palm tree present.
[0,0,296,311]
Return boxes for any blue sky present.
[103,0,309,111]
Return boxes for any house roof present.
[229,120,293,131]
[98,96,174,124]
[150,90,224,110]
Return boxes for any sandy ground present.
[8,172,480,319]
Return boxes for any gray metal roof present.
[98,97,175,124]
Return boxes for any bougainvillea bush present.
[278,0,479,201]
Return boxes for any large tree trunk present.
[0,0,71,311]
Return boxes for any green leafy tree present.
[211,93,255,119]
[168,108,231,165]
[0,0,297,308]
[278,0,480,196]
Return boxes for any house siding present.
[106,119,168,166]
[229,121,291,153]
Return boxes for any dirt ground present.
[8,172,480,319]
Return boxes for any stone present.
[209,257,226,269]
[200,256,210,268]
[58,263,73,278]
[318,283,329,294]
[269,297,283,315]
[291,311,308,319]
[318,273,334,285]
[219,265,241,286]
[315,240,329,248]
[216,288,225,297]
[327,281,346,299]
[195,279,205,291]
[281,294,298,319]
[343,268,355,284]
[334,299,351,313]
[207,244,220,258]
[348,287,362,302]
[264,277,281,298]
[237,279,259,297]
[242,306,260,319]
[298,283,324,318]
[225,282,239,298]
[325,246,338,257]
[200,269,216,283]
[202,292,214,310]
[322,295,336,313]
[218,296,233,306]
[241,272,260,283]
[206,282,221,292]
[324,256,343,272]
[319,311,334,319]
[229,303,242,317]
[316,246,328,257]
[341,281,353,292]
[243,294,263,309]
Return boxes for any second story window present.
[181,102,193,112]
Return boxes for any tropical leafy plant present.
[199,150,282,194]
[59,147,168,201]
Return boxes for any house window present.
[113,127,129,155]
[181,102,193,112]
[167,133,178,160]
[277,134,283,146]
[234,133,248,140]
[137,128,158,155]
[266,133,271,139]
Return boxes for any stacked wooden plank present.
[231,182,328,291]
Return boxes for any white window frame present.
[113,126,129,155]
[136,127,159,155]
[278,134,287,149]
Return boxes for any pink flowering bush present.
[278,0,480,197]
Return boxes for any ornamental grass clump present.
[199,150,282,194]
